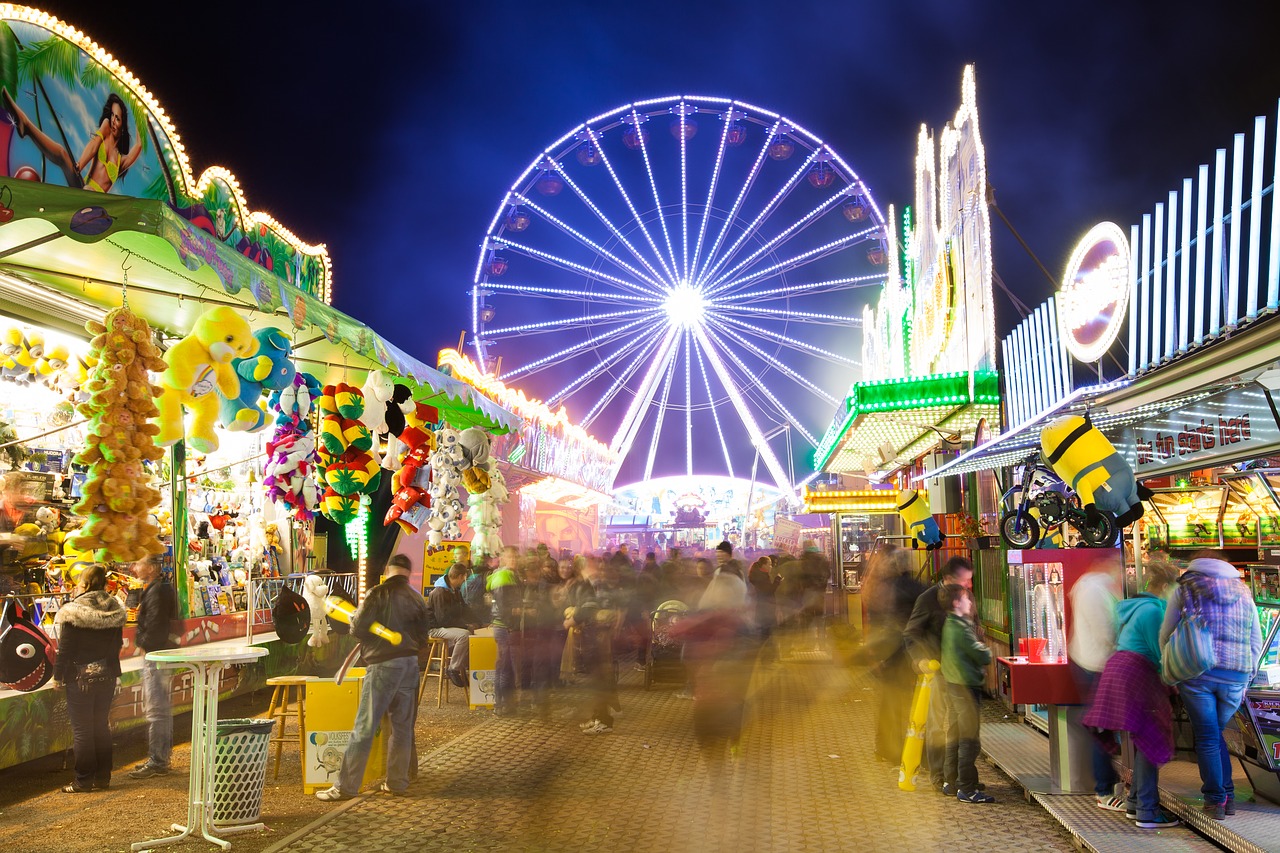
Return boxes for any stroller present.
[644,599,689,690]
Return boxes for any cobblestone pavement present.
[266,638,1078,853]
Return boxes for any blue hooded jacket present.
[1114,593,1166,667]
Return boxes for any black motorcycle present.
[998,453,1118,549]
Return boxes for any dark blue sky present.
[30,0,1280,467]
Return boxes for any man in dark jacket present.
[902,556,973,794]
[317,554,430,800]
[127,555,178,779]
[428,564,476,686]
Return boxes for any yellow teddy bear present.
[156,307,258,453]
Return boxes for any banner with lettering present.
[1118,386,1280,476]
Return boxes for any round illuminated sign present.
[1058,222,1130,363]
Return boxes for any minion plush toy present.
[897,489,943,550]
[1040,414,1152,528]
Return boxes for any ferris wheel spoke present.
[593,135,678,284]
[483,307,657,339]
[693,119,781,286]
[578,332,665,426]
[555,168,670,286]
[701,331,817,447]
[709,312,860,368]
[547,330,653,407]
[693,338,735,478]
[705,228,878,299]
[706,186,850,290]
[500,237,661,299]
[680,108,690,282]
[511,193,665,291]
[683,330,692,477]
[699,147,821,287]
[689,112,733,284]
[501,317,651,381]
[705,318,838,405]
[481,282,658,304]
[691,323,793,494]
[718,305,862,326]
[718,274,886,303]
[643,336,681,482]
[607,327,682,471]
[630,109,681,281]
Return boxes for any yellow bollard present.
[898,660,940,791]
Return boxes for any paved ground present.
[263,635,1079,853]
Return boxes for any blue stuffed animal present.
[218,328,296,432]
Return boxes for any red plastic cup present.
[1026,638,1048,663]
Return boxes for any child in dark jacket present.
[940,583,995,803]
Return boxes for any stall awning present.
[603,515,655,531]
[0,179,519,433]
[814,370,1002,477]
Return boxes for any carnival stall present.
[0,4,518,772]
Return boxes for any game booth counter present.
[0,5,521,772]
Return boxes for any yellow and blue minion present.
[1040,414,1149,528]
[897,489,944,550]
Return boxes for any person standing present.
[903,556,973,795]
[939,583,995,804]
[127,555,179,779]
[1083,561,1181,829]
[316,554,430,800]
[1159,551,1263,820]
[487,546,522,717]
[54,563,126,793]
[1068,563,1122,810]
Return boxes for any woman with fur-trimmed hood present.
[54,563,126,793]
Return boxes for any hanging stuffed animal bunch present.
[262,371,323,520]
[70,306,167,563]
[315,384,380,524]
[155,306,259,453]
[420,426,465,552]
[461,427,504,559]
[217,327,297,432]
[382,387,440,534]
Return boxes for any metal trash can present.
[212,718,275,826]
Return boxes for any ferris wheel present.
[471,95,889,494]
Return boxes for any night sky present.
[22,0,1280,480]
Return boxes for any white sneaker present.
[315,786,350,801]
[581,720,613,735]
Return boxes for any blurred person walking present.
[126,555,179,780]
[864,546,925,764]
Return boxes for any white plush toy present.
[358,370,395,468]
[425,514,445,549]
[301,574,331,647]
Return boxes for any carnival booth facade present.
[0,6,518,772]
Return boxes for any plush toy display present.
[0,599,57,692]
[1040,414,1151,528]
[315,383,380,524]
[301,574,332,647]
[897,489,943,550]
[464,441,505,559]
[218,327,296,432]
[456,426,492,493]
[155,306,258,453]
[383,424,436,534]
[69,306,167,563]
[263,371,322,521]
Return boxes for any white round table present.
[132,645,269,852]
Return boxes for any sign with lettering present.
[1058,222,1130,363]
[1120,387,1280,475]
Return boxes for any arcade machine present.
[998,547,1124,793]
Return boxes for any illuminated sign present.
[1058,222,1130,363]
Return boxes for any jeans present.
[943,683,982,793]
[428,627,471,671]
[493,626,515,712]
[1126,744,1160,821]
[336,656,419,795]
[1070,661,1119,797]
[141,659,173,769]
[65,677,117,788]
[924,672,954,786]
[1179,676,1247,805]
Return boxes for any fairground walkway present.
[261,640,1081,853]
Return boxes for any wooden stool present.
[266,675,311,779]
[417,637,450,708]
